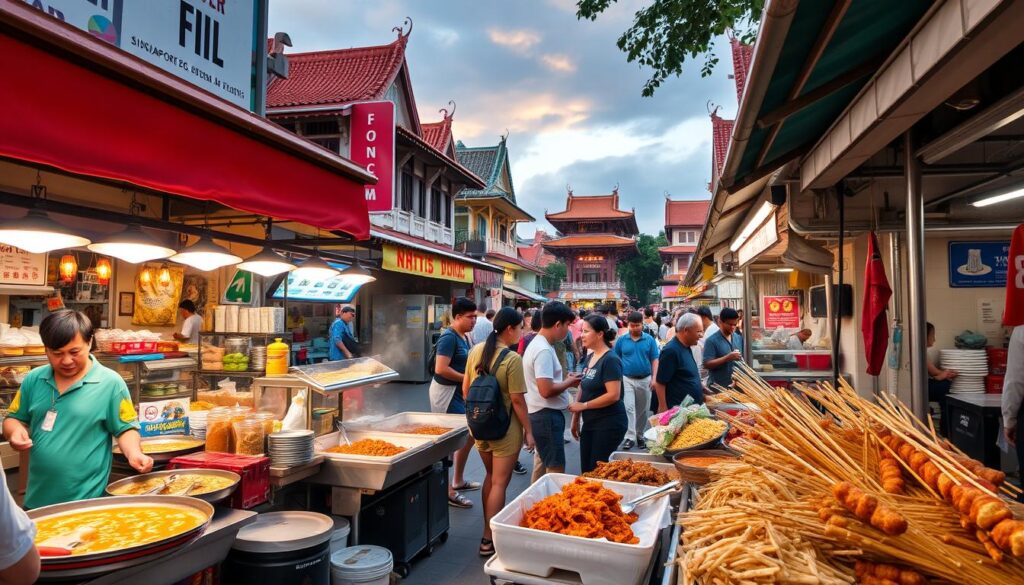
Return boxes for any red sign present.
[763,295,800,329]
[350,101,395,212]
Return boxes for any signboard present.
[737,213,779,266]
[25,0,257,109]
[473,267,502,289]
[0,246,45,286]
[763,295,800,329]
[269,262,364,303]
[948,241,1009,288]
[223,269,253,304]
[138,397,189,437]
[350,101,395,212]
[382,244,472,283]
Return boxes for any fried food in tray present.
[582,460,676,486]
[324,438,406,457]
[521,477,639,544]
[392,425,451,435]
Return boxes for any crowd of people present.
[430,298,750,556]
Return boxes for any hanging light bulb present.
[170,235,242,272]
[95,257,112,285]
[236,245,296,277]
[59,254,78,284]
[292,252,339,280]
[0,209,91,254]
[139,266,153,284]
[157,264,172,286]
[339,258,376,285]
[88,224,175,264]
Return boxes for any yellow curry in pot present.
[34,505,207,555]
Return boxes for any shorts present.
[474,415,523,458]
[529,408,566,470]
[428,380,458,414]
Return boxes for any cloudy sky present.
[269,0,738,236]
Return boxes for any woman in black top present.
[569,314,628,473]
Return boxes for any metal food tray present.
[311,429,468,491]
[113,435,205,463]
[342,412,468,445]
[106,469,240,503]
[607,451,682,507]
[289,356,398,393]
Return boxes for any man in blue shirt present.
[329,305,358,361]
[613,311,659,449]
[654,313,704,412]
[703,307,744,390]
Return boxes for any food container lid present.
[232,511,334,553]
[330,545,393,576]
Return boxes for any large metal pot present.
[106,469,240,503]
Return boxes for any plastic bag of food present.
[281,389,307,431]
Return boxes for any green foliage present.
[617,232,669,305]
[542,261,567,293]
[576,0,762,96]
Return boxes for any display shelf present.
[196,370,264,377]
[0,355,48,367]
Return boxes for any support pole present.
[904,131,928,421]
[742,267,752,363]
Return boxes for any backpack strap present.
[490,348,512,376]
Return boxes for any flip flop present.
[479,538,495,556]
[452,481,481,492]
[448,493,473,508]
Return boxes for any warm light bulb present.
[139,268,153,284]
[158,265,172,286]
[95,258,112,285]
[59,254,78,283]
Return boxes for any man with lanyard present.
[703,307,744,391]
[653,313,704,412]
[2,311,153,509]
[431,298,484,507]
[329,305,359,360]
[613,311,659,449]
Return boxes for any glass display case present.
[196,332,292,392]
[750,348,834,382]
[0,355,48,420]
[96,355,197,405]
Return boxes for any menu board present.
[763,295,800,329]
[270,262,365,302]
[0,246,45,286]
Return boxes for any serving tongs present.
[171,477,199,496]
[141,473,179,495]
[620,480,680,515]
[38,526,98,557]
[336,421,352,446]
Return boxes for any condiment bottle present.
[265,337,290,375]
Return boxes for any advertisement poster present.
[948,241,1010,288]
[181,272,208,315]
[24,0,256,109]
[0,245,45,286]
[763,295,800,329]
[133,263,184,326]
[138,397,190,437]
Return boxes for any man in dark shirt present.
[703,307,744,390]
[654,313,704,412]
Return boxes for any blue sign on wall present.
[948,241,1010,288]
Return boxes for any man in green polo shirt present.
[2,311,153,509]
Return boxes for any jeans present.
[928,378,952,436]
[529,408,566,475]
[623,376,652,442]
[580,421,627,473]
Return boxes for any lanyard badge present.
[41,388,58,432]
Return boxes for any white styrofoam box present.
[490,473,669,585]
[214,306,226,333]
[239,309,250,333]
[273,307,285,334]
[260,307,273,333]
[224,304,239,333]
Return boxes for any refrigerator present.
[371,294,446,382]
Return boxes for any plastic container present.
[266,338,290,375]
[233,420,265,456]
[249,411,277,437]
[329,517,351,554]
[224,511,334,585]
[330,545,393,585]
[795,353,832,370]
[168,451,271,509]
[987,347,1008,375]
[205,408,233,453]
[985,375,1005,394]
[490,473,669,585]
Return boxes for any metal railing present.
[370,210,453,247]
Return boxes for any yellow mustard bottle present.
[265,337,290,375]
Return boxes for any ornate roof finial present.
[664,190,671,200]
[612,182,619,195]
[500,128,510,143]
[393,17,413,41]
[566,184,573,196]
[707,101,721,117]
[439,99,456,120]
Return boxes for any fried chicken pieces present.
[521,477,639,544]
[582,460,673,486]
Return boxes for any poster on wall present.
[763,295,800,329]
[0,245,45,286]
[133,264,184,326]
[948,241,1010,288]
[138,397,189,437]
[181,273,208,315]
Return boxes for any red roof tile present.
[267,36,407,109]
[542,234,638,248]
[711,111,734,182]
[421,116,452,153]
[546,193,634,221]
[395,125,484,188]
[730,37,754,104]
[665,199,710,227]
[658,245,697,255]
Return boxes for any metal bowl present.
[113,434,204,463]
[671,448,739,484]
[662,423,731,460]
[106,469,240,503]
[28,495,213,580]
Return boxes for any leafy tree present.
[576,0,762,96]
[542,261,567,293]
[617,232,669,305]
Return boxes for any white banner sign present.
[0,246,46,286]
[25,0,256,109]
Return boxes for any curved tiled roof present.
[730,37,754,104]
[542,234,638,248]
[267,37,407,108]
[658,245,697,255]
[545,193,634,221]
[422,117,452,153]
[665,199,710,227]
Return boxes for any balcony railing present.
[559,281,625,291]
[453,232,518,259]
[488,238,517,259]
[371,210,453,247]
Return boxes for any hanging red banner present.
[350,101,396,213]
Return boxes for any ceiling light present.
[0,209,91,253]
[772,267,794,273]
[971,187,1024,208]
[236,245,296,277]
[339,258,376,285]
[292,253,339,280]
[87,224,175,263]
[95,257,112,285]
[59,254,78,284]
[729,201,775,252]
[170,235,242,271]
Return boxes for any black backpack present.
[466,348,512,441]
[426,329,456,377]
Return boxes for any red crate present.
[795,353,832,370]
[985,375,1004,394]
[987,347,1008,375]
[168,451,270,509]
[109,340,160,355]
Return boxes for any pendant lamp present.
[59,254,78,284]
[292,252,339,280]
[88,224,175,264]
[139,267,153,284]
[95,258,112,285]
[170,235,242,272]
[236,245,296,277]
[157,264,172,286]
[0,209,90,253]
[339,257,376,285]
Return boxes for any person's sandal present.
[452,481,481,492]
[479,538,495,556]
[448,493,473,508]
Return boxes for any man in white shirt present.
[0,466,39,585]
[523,302,580,482]
[471,303,495,345]
[787,329,813,350]
[1001,326,1024,492]
[173,300,203,344]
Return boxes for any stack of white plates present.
[940,349,988,393]
[190,410,208,439]
[268,430,314,467]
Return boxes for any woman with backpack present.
[569,314,628,473]
[462,307,535,557]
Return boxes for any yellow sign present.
[382,244,473,283]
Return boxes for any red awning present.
[0,4,374,239]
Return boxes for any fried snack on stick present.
[832,482,908,535]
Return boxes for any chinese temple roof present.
[665,199,710,228]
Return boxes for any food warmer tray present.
[113,435,204,463]
[288,356,398,393]
[28,495,213,581]
[311,429,468,491]
[607,451,681,507]
[106,469,240,503]
[342,412,468,445]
